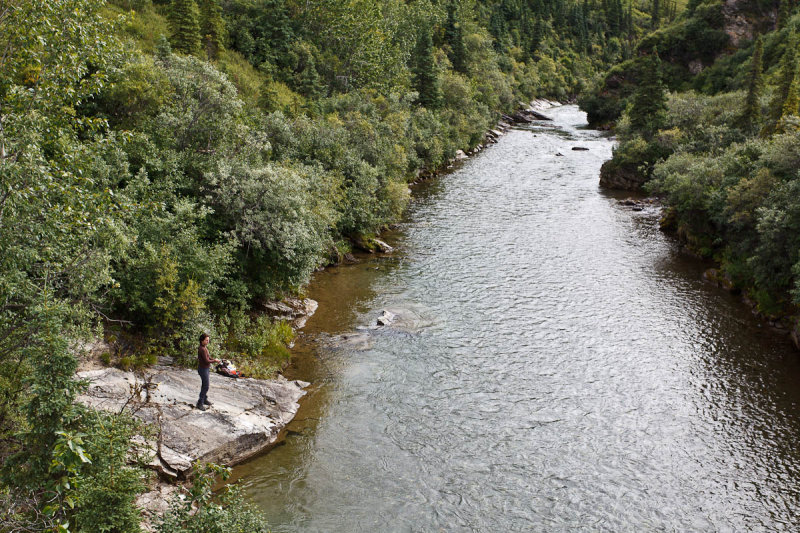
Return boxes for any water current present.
[233,105,800,531]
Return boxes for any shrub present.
[157,463,270,533]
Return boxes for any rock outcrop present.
[261,298,318,328]
[77,366,308,479]
[599,159,647,190]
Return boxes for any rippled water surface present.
[233,106,800,531]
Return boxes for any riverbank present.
[76,365,307,527]
[231,105,800,530]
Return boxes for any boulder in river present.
[376,310,396,326]
[598,159,647,190]
[77,367,309,479]
[352,235,394,254]
[571,146,589,151]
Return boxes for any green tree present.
[169,0,201,55]
[157,463,270,532]
[777,0,792,30]
[782,69,800,119]
[445,2,467,73]
[412,25,442,109]
[651,0,661,28]
[627,49,667,137]
[199,0,226,59]
[771,36,797,122]
[743,36,764,131]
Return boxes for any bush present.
[219,313,295,378]
[157,463,270,533]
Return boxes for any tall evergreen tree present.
[743,36,764,130]
[445,2,467,73]
[777,0,792,30]
[651,0,661,28]
[771,37,797,121]
[782,68,800,118]
[412,26,442,109]
[199,0,226,59]
[530,17,546,56]
[169,0,201,55]
[489,6,509,50]
[628,48,667,137]
[295,46,325,100]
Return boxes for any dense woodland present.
[1,0,796,530]
[583,0,800,324]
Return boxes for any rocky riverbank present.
[409,98,561,185]
[77,366,308,524]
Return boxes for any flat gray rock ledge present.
[77,366,309,479]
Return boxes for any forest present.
[583,0,800,325]
[2,0,796,530]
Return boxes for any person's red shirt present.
[198,345,213,369]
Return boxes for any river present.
[232,105,800,531]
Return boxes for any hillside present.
[581,0,800,351]
[0,0,660,530]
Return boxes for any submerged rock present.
[376,310,396,326]
[77,367,308,479]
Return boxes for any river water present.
[233,106,800,531]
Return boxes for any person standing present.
[197,333,220,411]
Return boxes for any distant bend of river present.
[232,105,800,532]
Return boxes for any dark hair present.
[199,333,209,343]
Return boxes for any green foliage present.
[206,160,338,295]
[157,463,270,533]
[770,37,797,123]
[219,313,295,377]
[445,2,468,73]
[96,54,173,129]
[199,0,226,59]
[0,0,127,473]
[627,50,668,137]
[413,25,443,109]
[743,36,764,131]
[169,0,202,55]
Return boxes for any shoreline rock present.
[77,366,309,479]
[261,297,318,329]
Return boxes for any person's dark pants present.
[198,367,210,407]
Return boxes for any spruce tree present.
[628,48,667,137]
[297,54,325,100]
[199,0,226,59]
[530,18,546,55]
[169,0,201,55]
[781,69,800,118]
[771,37,797,122]
[412,26,442,109]
[777,0,792,30]
[651,0,661,28]
[743,36,764,131]
[445,2,467,73]
[489,8,508,50]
